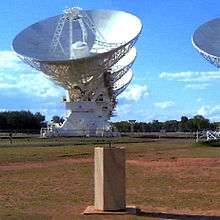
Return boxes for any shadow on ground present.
[138,211,220,220]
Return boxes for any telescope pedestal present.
[83,147,140,215]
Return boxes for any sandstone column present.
[94,147,126,211]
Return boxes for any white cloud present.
[154,101,175,109]
[0,51,23,71]
[197,106,209,116]
[160,71,193,80]
[119,84,149,101]
[116,104,131,115]
[196,98,202,102]
[159,71,220,90]
[196,104,220,121]
[184,83,210,90]
[0,82,15,89]
[0,51,63,98]
[160,71,220,82]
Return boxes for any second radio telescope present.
[192,18,220,67]
[13,7,142,137]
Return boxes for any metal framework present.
[192,18,220,68]
[206,130,220,140]
[192,42,220,68]
[196,130,220,141]
[13,8,142,137]
[20,39,137,101]
[192,18,220,140]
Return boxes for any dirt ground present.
[0,138,220,219]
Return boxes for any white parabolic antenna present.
[12,8,142,137]
[192,18,220,67]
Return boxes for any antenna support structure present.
[13,7,142,137]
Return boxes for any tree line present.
[0,111,45,131]
[112,115,219,133]
[0,111,218,133]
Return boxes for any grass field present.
[0,137,220,219]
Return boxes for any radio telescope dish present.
[192,18,220,67]
[12,7,142,137]
[13,9,141,61]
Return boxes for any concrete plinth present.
[83,146,140,215]
[83,205,140,215]
[95,147,126,211]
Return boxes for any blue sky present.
[1,0,220,122]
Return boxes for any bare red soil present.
[0,158,93,171]
[127,157,220,168]
[1,157,219,171]
[1,156,220,218]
